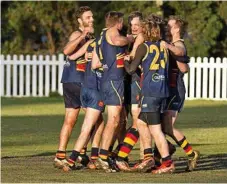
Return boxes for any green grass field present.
[1,97,227,183]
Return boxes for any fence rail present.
[0,54,227,101]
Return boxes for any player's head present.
[147,14,167,40]
[128,11,143,35]
[75,6,94,29]
[168,15,187,38]
[105,11,124,30]
[143,19,162,42]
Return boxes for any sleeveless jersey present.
[97,28,127,82]
[141,41,169,98]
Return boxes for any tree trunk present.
[47,30,55,54]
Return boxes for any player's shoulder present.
[69,31,82,41]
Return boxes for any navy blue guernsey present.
[141,41,169,98]
[61,31,90,84]
[169,40,189,95]
[83,40,103,90]
[97,29,127,82]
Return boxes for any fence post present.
[6,55,11,97]
[19,55,24,97]
[32,55,37,97]
[58,54,64,96]
[45,55,50,97]
[12,55,18,96]
[25,55,31,97]
[196,57,202,99]
[209,57,215,99]
[202,57,208,99]
[51,55,57,92]
[189,57,195,99]
[222,58,227,100]
[215,58,221,100]
[0,55,4,96]
[38,55,44,97]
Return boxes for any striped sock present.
[117,128,139,160]
[91,147,99,160]
[56,150,66,160]
[69,150,80,162]
[80,147,87,156]
[177,136,195,157]
[162,155,172,167]
[144,148,153,159]
[99,149,108,161]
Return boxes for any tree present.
[2,1,79,55]
[163,1,224,57]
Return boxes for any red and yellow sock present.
[144,148,153,159]
[99,149,108,161]
[177,137,194,157]
[56,150,66,160]
[91,147,99,160]
[118,128,139,160]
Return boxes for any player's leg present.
[54,83,81,168]
[130,118,154,172]
[116,81,141,170]
[163,95,200,171]
[88,115,105,169]
[62,87,105,171]
[96,80,124,172]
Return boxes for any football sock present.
[117,127,139,160]
[56,150,66,160]
[108,145,114,153]
[144,148,153,159]
[99,149,109,161]
[162,155,172,167]
[91,147,99,160]
[69,150,80,162]
[177,136,195,157]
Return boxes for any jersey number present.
[149,45,167,70]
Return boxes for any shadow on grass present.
[173,153,227,173]
[2,153,227,173]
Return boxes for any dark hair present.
[75,6,91,20]
[127,11,143,34]
[169,15,188,38]
[105,11,124,28]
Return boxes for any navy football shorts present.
[101,80,124,106]
[63,82,82,109]
[80,87,105,112]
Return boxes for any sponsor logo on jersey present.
[152,73,166,82]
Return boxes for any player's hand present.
[82,27,94,38]
[127,34,135,43]
[160,40,169,49]
[124,55,130,61]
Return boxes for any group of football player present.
[54,6,200,174]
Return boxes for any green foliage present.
[1,1,227,57]
[164,1,224,57]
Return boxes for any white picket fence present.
[0,54,227,101]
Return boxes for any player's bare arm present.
[91,48,102,69]
[177,62,189,73]
[108,29,129,46]
[63,27,92,55]
[68,39,95,60]
[161,40,186,57]
[130,33,144,59]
